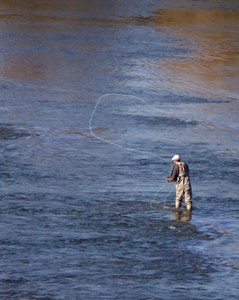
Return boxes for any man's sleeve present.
[167,166,178,182]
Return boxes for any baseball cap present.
[172,154,180,161]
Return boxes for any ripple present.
[0,126,30,140]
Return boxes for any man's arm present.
[167,165,178,182]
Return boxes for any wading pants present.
[175,176,192,210]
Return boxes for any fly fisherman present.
[166,154,192,211]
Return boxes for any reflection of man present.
[173,209,192,222]
[166,154,192,211]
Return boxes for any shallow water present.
[0,0,239,299]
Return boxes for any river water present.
[0,0,239,299]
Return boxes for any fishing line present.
[142,58,238,101]
[89,93,174,206]
[89,93,170,162]
[142,58,161,68]
[150,180,175,208]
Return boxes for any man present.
[166,154,192,210]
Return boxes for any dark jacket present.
[167,162,190,182]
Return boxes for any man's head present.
[172,154,180,162]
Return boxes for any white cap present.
[172,154,180,161]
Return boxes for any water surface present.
[0,0,239,299]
